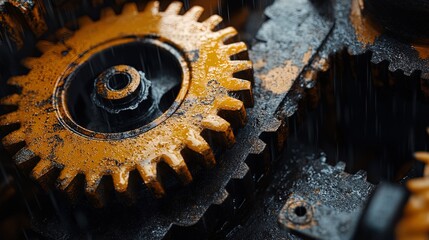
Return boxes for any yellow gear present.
[0,1,253,204]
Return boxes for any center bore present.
[92,65,151,114]
[108,73,130,91]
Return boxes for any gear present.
[0,1,253,204]
[0,0,47,51]
[317,0,429,80]
[397,150,429,239]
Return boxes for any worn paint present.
[302,48,313,64]
[349,0,381,46]
[412,44,429,60]
[0,1,253,201]
[257,60,299,94]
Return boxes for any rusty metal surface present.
[229,143,374,240]
[5,0,335,238]
[277,158,374,240]
[319,0,429,79]
[0,0,428,239]
[0,1,254,203]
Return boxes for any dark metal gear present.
[318,0,429,79]
[229,143,374,240]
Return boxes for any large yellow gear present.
[0,1,253,204]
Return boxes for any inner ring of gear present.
[54,37,191,139]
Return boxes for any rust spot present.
[253,58,266,70]
[278,198,316,230]
[350,0,381,46]
[258,60,299,94]
[302,48,313,64]
[412,44,429,60]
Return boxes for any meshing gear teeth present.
[0,1,253,205]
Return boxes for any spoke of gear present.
[0,1,254,205]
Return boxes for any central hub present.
[59,38,188,135]
[92,65,151,114]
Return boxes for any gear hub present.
[0,1,253,205]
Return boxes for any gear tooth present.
[13,147,37,169]
[85,172,103,194]
[0,111,20,128]
[185,128,216,167]
[0,93,20,106]
[57,167,78,190]
[183,6,204,21]
[335,161,346,171]
[100,7,116,19]
[7,75,26,87]
[203,14,223,30]
[164,1,183,14]
[355,170,368,179]
[220,78,253,107]
[112,167,130,193]
[144,1,160,14]
[2,129,25,150]
[407,178,429,193]
[162,152,192,184]
[215,96,247,127]
[221,42,248,56]
[122,2,138,15]
[137,162,165,198]
[230,60,253,73]
[202,114,235,148]
[31,159,54,180]
[77,15,94,28]
[388,62,397,73]
[415,151,429,164]
[370,52,383,64]
[85,173,113,207]
[35,40,54,53]
[21,57,39,69]
[217,27,238,41]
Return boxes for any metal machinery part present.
[398,150,429,239]
[1,1,254,203]
[1,0,429,239]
